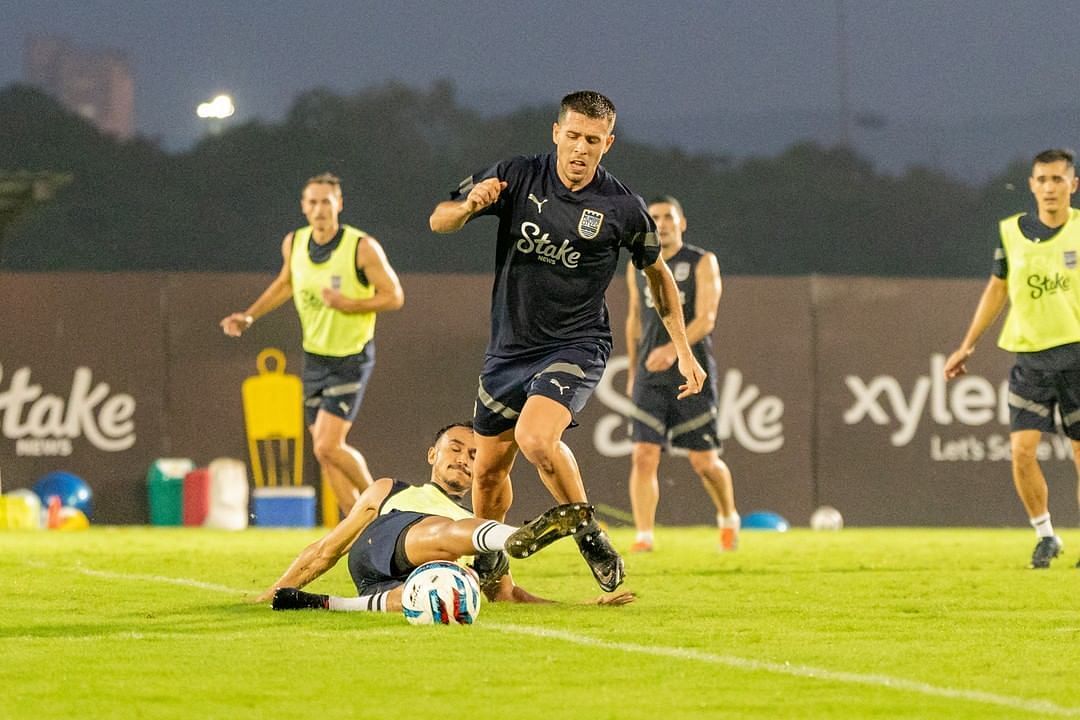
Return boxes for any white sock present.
[328,591,391,612]
[471,520,515,553]
[718,513,741,529]
[1030,513,1054,539]
[635,530,654,544]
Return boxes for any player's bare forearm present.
[484,574,553,604]
[254,543,330,602]
[687,253,721,346]
[961,277,1008,350]
[249,279,293,318]
[643,262,706,396]
[323,291,404,314]
[222,279,292,337]
[429,200,475,233]
[429,178,506,233]
[625,326,641,393]
[507,584,555,604]
[682,315,715,347]
[254,500,378,603]
[644,262,693,359]
[944,276,1008,379]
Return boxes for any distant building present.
[24,36,135,140]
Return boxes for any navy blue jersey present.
[633,243,718,386]
[451,153,659,359]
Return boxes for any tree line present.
[0,81,1035,276]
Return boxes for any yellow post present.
[241,348,304,487]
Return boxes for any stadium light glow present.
[196,94,235,119]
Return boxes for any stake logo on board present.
[0,364,137,457]
[591,356,785,456]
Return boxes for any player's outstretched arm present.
[625,261,643,395]
[252,478,392,603]
[943,275,1008,380]
[687,252,722,346]
[643,257,705,398]
[428,178,507,233]
[486,573,635,607]
[486,573,554,604]
[220,233,296,337]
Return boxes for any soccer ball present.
[810,505,844,531]
[401,561,482,626]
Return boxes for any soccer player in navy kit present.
[625,197,739,554]
[429,91,706,592]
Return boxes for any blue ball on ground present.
[742,511,789,531]
[32,471,93,519]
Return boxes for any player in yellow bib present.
[221,173,404,516]
[254,422,633,612]
[944,149,1080,569]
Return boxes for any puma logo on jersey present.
[549,378,570,396]
[528,193,548,214]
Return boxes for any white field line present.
[485,623,1080,717]
[25,559,249,595]
[26,561,1080,717]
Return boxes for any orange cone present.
[46,495,62,529]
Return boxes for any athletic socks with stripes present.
[328,590,392,612]
[471,520,516,553]
[1030,512,1055,539]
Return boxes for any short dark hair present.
[648,195,685,218]
[433,420,474,445]
[1032,148,1075,170]
[303,172,342,194]
[559,91,616,128]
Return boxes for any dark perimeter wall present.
[1,272,1073,526]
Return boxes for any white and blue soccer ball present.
[401,561,482,626]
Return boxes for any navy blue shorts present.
[1009,343,1080,438]
[630,379,721,451]
[347,510,429,595]
[301,343,375,426]
[473,343,608,437]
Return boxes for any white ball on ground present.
[401,561,481,625]
[810,505,844,531]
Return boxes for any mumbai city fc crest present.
[577,209,605,239]
[673,262,691,281]
[1065,250,1077,270]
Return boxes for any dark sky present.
[5,1,1080,157]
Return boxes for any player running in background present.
[428,91,706,592]
[258,422,634,611]
[625,196,739,553]
[221,173,404,516]
[944,148,1080,569]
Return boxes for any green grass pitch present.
[3,526,1080,719]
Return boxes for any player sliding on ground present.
[255,421,635,612]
